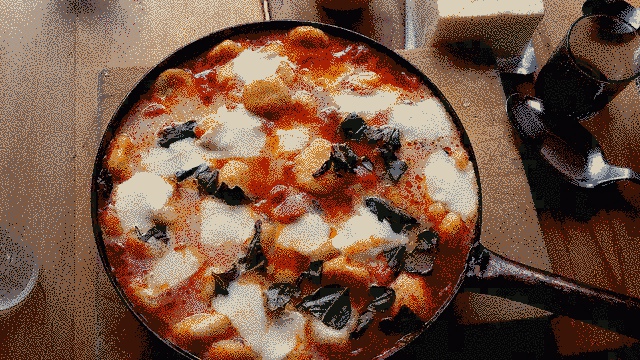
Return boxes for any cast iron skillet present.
[91,20,640,359]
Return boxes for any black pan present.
[91,20,640,359]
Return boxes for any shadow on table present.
[139,299,640,359]
[513,130,637,222]
[430,40,497,71]
[395,304,640,360]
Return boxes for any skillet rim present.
[90,19,484,360]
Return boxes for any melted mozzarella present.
[141,139,206,177]
[422,150,478,221]
[198,104,266,158]
[113,172,173,232]
[276,213,332,260]
[212,281,306,360]
[200,199,255,247]
[333,90,399,117]
[139,247,201,300]
[388,98,454,142]
[231,48,291,84]
[331,206,408,260]
[276,127,310,152]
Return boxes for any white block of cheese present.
[422,0,544,57]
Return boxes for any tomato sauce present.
[98,26,478,360]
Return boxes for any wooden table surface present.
[0,0,639,359]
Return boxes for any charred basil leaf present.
[368,286,396,312]
[176,163,208,182]
[194,166,219,195]
[157,120,197,147]
[331,144,359,175]
[215,182,250,206]
[364,197,418,233]
[378,147,398,165]
[135,225,170,244]
[266,283,301,311]
[313,143,360,177]
[212,265,239,296]
[350,310,375,339]
[341,113,367,141]
[296,260,323,287]
[383,246,406,275]
[239,220,266,272]
[387,160,408,182]
[365,126,401,152]
[312,159,332,178]
[379,305,423,335]
[297,285,352,330]
[360,156,374,172]
[403,250,435,275]
[416,230,439,252]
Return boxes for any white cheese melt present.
[422,150,478,222]
[231,48,291,84]
[141,139,206,177]
[331,206,408,260]
[200,199,255,248]
[388,98,454,143]
[113,172,173,232]
[212,281,306,360]
[198,104,266,158]
[276,127,310,152]
[333,90,399,117]
[276,212,332,260]
[139,247,201,300]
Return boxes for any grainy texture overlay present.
[0,0,639,359]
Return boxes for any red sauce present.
[98,26,477,360]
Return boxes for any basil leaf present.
[135,225,170,245]
[387,160,408,182]
[266,283,301,311]
[365,126,401,152]
[176,163,208,182]
[239,220,266,272]
[212,265,238,296]
[350,310,375,339]
[157,120,197,147]
[312,159,332,178]
[360,156,374,172]
[383,246,406,275]
[297,285,352,330]
[367,286,396,312]
[341,113,367,141]
[364,197,418,233]
[194,166,219,195]
[331,143,359,175]
[215,182,250,206]
[295,260,323,287]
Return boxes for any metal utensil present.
[506,93,640,188]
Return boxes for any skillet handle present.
[462,243,640,340]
